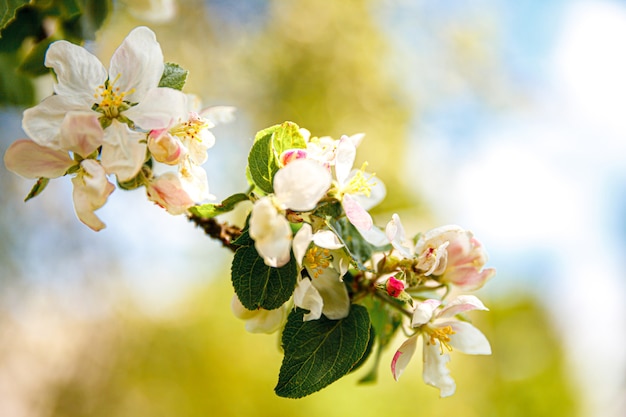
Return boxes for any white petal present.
[200,106,236,125]
[334,135,356,185]
[249,198,292,267]
[438,295,489,319]
[244,306,287,334]
[312,230,344,250]
[44,40,107,102]
[422,340,456,397]
[309,268,350,320]
[292,223,313,266]
[179,159,212,202]
[22,95,88,149]
[274,159,331,211]
[109,26,164,102]
[411,299,441,327]
[342,194,373,230]
[351,173,386,210]
[124,87,188,130]
[100,121,147,181]
[386,213,413,258]
[357,224,389,247]
[445,321,492,355]
[59,111,104,158]
[293,277,323,321]
[71,159,114,231]
[146,172,195,215]
[391,335,418,381]
[4,139,74,179]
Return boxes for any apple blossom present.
[415,225,496,290]
[249,159,332,267]
[292,223,350,320]
[22,26,188,181]
[391,295,491,397]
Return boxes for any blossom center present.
[169,112,211,144]
[304,247,332,278]
[424,325,455,354]
[93,74,134,119]
[342,163,375,197]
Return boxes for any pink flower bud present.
[280,149,308,166]
[148,130,185,165]
[386,276,405,298]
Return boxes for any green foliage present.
[328,217,389,270]
[0,0,30,32]
[24,177,49,201]
[247,121,306,194]
[189,193,249,219]
[0,0,111,106]
[159,62,189,91]
[231,228,298,310]
[275,305,372,398]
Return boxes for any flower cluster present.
[4,27,231,230]
[4,25,496,399]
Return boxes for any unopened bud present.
[386,276,405,298]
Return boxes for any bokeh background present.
[1,1,625,416]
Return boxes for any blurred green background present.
[1,1,625,416]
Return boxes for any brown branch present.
[188,214,242,252]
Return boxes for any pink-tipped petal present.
[342,194,373,230]
[71,159,114,231]
[4,139,74,179]
[438,295,489,319]
[59,111,104,158]
[391,335,418,381]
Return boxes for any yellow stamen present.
[344,162,376,197]
[94,74,135,119]
[304,247,332,278]
[425,325,456,354]
[169,114,211,143]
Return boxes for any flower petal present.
[391,335,418,381]
[438,295,489,319]
[100,120,147,181]
[44,39,107,102]
[59,111,104,158]
[124,87,188,130]
[293,277,324,321]
[312,230,344,250]
[232,295,287,334]
[292,223,313,266]
[308,267,350,320]
[342,194,373,230]
[334,135,356,185]
[109,26,164,102]
[273,159,331,211]
[386,213,413,258]
[71,159,114,231]
[350,173,386,210]
[422,340,456,397]
[146,172,195,215]
[249,197,292,267]
[22,95,88,149]
[444,321,492,355]
[411,299,441,327]
[4,139,74,179]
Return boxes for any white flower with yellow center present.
[22,26,188,181]
[391,295,491,397]
[249,159,332,267]
[292,224,350,321]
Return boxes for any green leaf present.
[0,0,30,33]
[327,217,389,270]
[247,133,277,194]
[270,121,306,159]
[275,305,372,398]
[24,177,50,202]
[231,242,298,310]
[246,122,307,194]
[0,52,34,106]
[18,36,54,76]
[158,62,188,91]
[189,193,249,219]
